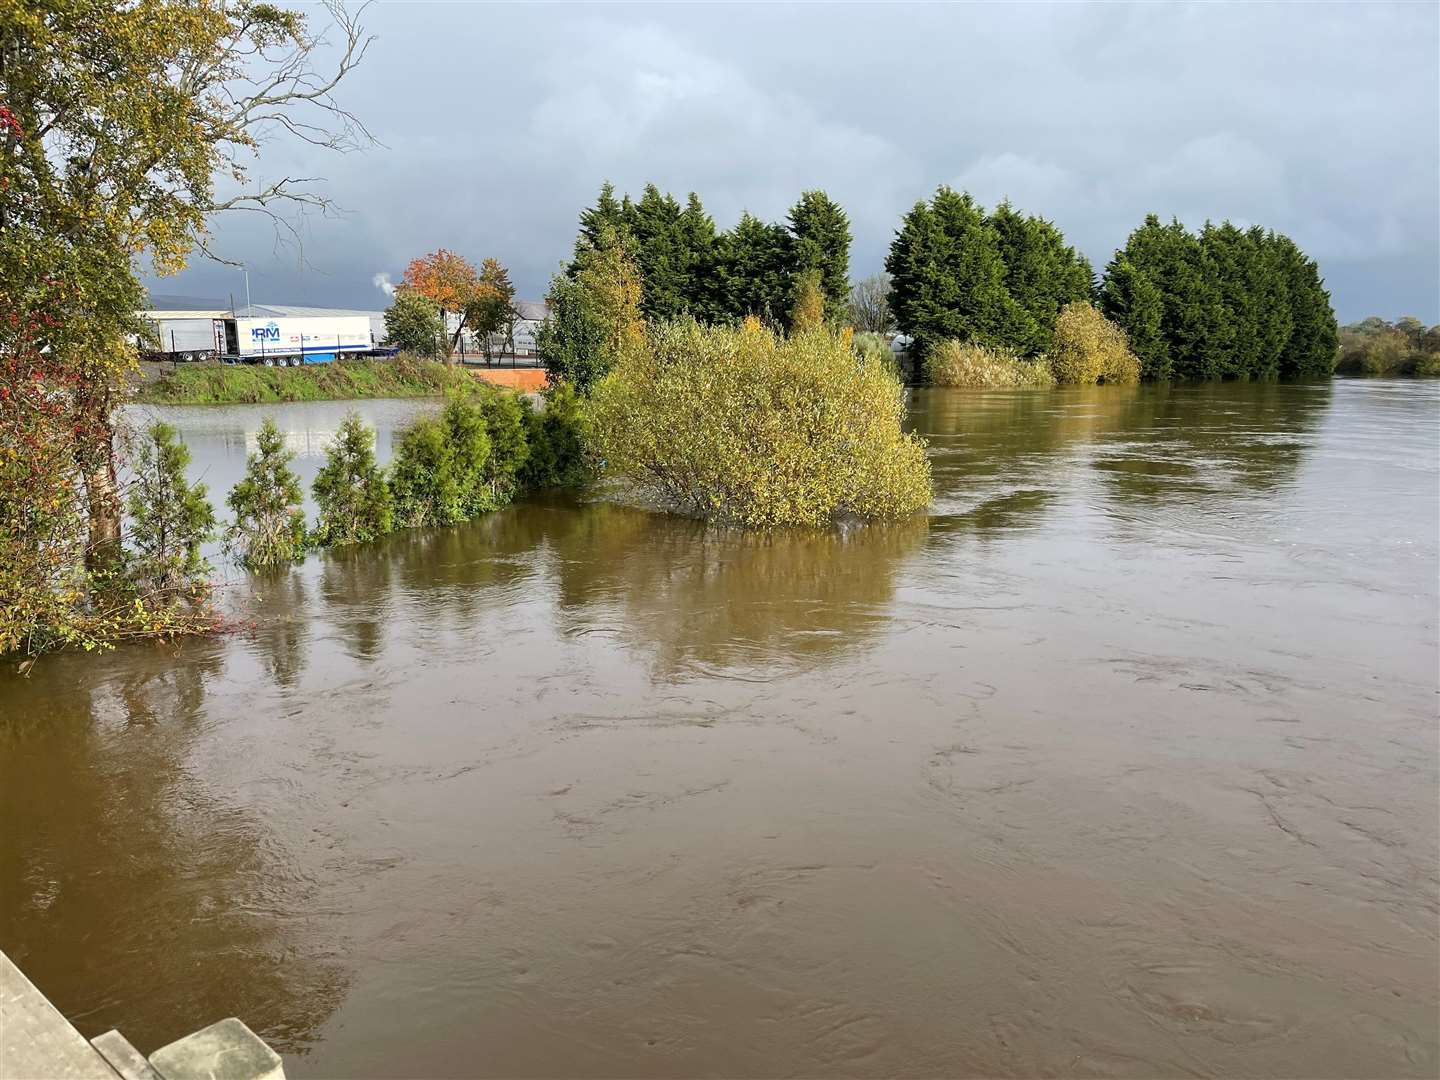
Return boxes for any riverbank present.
[135,357,475,405]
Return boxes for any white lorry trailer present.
[233,315,372,364]
[139,310,380,364]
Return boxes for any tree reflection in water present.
[0,644,349,1056]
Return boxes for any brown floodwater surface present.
[2,381,1436,1078]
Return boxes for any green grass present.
[136,356,475,405]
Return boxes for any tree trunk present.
[83,445,123,575]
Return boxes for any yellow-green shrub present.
[1049,302,1141,384]
[925,340,1055,388]
[590,320,932,528]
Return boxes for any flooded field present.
[2,380,1436,1078]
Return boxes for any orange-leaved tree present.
[402,249,482,361]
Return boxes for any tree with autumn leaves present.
[397,250,520,362]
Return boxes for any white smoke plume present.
[372,272,396,298]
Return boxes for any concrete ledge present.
[1,951,119,1080]
[148,1019,283,1080]
[90,1032,161,1080]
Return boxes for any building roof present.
[139,304,387,321]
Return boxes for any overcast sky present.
[150,1,1440,323]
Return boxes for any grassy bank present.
[136,356,473,405]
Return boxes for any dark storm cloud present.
[154,1,1440,322]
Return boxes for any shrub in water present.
[390,393,496,527]
[925,340,1055,388]
[312,412,393,546]
[590,319,931,527]
[126,421,216,600]
[1049,302,1141,385]
[225,418,307,567]
[468,383,530,498]
[519,381,593,490]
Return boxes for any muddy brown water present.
[2,381,1436,1078]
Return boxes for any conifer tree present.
[631,184,688,322]
[127,421,216,597]
[989,200,1094,355]
[225,419,307,568]
[788,190,852,321]
[715,212,794,324]
[677,192,719,320]
[886,187,1030,356]
[572,182,629,270]
[312,413,392,546]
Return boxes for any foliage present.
[403,249,481,357]
[312,413,393,546]
[790,271,827,333]
[390,393,495,527]
[384,289,444,357]
[590,320,932,527]
[566,183,854,330]
[538,222,645,392]
[518,381,595,489]
[225,419,308,568]
[126,421,216,599]
[469,258,519,358]
[0,0,368,652]
[467,383,530,498]
[989,200,1094,355]
[886,187,1033,359]
[715,211,795,326]
[1048,303,1141,385]
[848,273,894,333]
[924,341,1056,388]
[788,190,852,322]
[138,357,472,405]
[1098,216,1337,380]
[1335,316,1440,376]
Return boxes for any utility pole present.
[243,268,252,316]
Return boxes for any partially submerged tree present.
[126,422,217,601]
[226,419,308,568]
[0,0,371,652]
[312,413,392,546]
[538,222,645,391]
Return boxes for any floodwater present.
[2,381,1436,1078]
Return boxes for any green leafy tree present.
[126,421,216,600]
[384,288,444,357]
[716,212,794,324]
[539,222,645,392]
[0,0,369,609]
[788,190,852,322]
[468,258,519,360]
[1098,255,1168,378]
[518,382,593,490]
[1272,234,1338,378]
[471,385,530,499]
[677,192,719,320]
[390,393,497,526]
[988,200,1093,355]
[225,419,307,568]
[886,187,1030,359]
[312,413,392,546]
[631,184,689,321]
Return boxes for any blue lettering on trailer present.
[251,321,282,342]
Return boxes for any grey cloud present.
[152,1,1439,323]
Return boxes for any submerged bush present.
[518,381,593,489]
[925,340,1056,388]
[225,418,307,567]
[1049,302,1141,385]
[590,320,931,527]
[312,413,393,546]
[390,393,495,527]
[126,421,216,602]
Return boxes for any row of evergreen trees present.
[1098,216,1337,380]
[884,189,1337,381]
[566,183,853,327]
